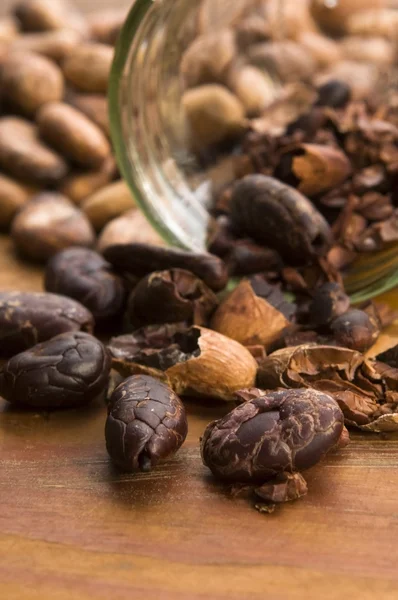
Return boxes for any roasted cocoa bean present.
[0,290,94,358]
[127,269,218,327]
[201,388,344,483]
[0,331,110,409]
[229,175,332,264]
[105,374,188,472]
[45,247,126,320]
[103,244,229,292]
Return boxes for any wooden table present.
[2,1,398,598]
[1,251,398,600]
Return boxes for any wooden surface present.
[1,236,398,600]
[2,0,398,598]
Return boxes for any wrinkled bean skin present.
[105,374,188,472]
[102,243,229,292]
[0,291,94,358]
[229,175,332,264]
[201,388,344,484]
[45,247,126,320]
[0,332,111,408]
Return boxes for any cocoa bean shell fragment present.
[257,344,398,430]
[108,325,258,402]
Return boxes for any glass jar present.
[109,0,398,302]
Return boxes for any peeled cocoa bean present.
[14,0,88,36]
[0,117,68,185]
[58,156,117,205]
[11,192,95,261]
[37,102,110,169]
[82,180,136,231]
[62,43,113,93]
[0,173,33,229]
[0,51,64,116]
[67,92,109,137]
[10,29,81,62]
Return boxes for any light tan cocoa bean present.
[97,209,165,253]
[298,31,342,69]
[347,9,398,38]
[0,117,68,185]
[14,0,88,36]
[82,180,136,231]
[88,8,128,45]
[197,0,255,34]
[341,36,394,65]
[226,64,277,116]
[0,51,64,116]
[67,92,109,137]
[11,192,95,261]
[0,173,34,230]
[62,43,113,93]
[0,17,19,44]
[10,29,81,62]
[180,29,236,88]
[248,41,316,84]
[58,156,117,205]
[183,84,246,148]
[310,0,386,36]
[37,102,110,169]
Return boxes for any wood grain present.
[1,230,398,600]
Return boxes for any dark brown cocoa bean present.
[201,388,344,484]
[105,374,188,472]
[229,175,332,264]
[45,247,126,320]
[0,290,94,358]
[103,244,229,292]
[0,331,110,409]
[127,269,218,327]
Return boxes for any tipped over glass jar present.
[110,0,398,302]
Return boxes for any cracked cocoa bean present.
[0,331,111,408]
[103,243,228,292]
[229,175,332,264]
[105,374,188,473]
[45,247,126,320]
[127,268,218,328]
[201,388,344,484]
[108,324,257,402]
[0,291,94,358]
